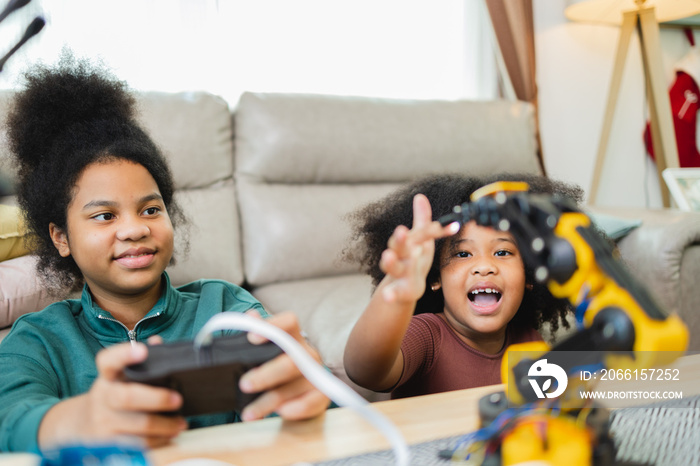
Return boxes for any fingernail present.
[245,309,262,318]
[448,222,460,234]
[239,377,254,393]
[170,391,183,406]
[241,408,257,422]
[247,333,265,345]
[131,343,147,359]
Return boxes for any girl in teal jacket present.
[0,53,329,453]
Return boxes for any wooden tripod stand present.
[589,5,680,206]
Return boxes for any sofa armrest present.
[586,206,700,350]
[0,256,59,331]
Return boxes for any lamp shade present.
[565,0,700,25]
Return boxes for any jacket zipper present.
[97,312,163,346]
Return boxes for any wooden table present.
[149,354,700,466]
[149,384,498,466]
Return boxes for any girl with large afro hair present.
[6,52,185,292]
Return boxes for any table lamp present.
[565,0,700,206]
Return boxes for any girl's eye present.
[495,250,513,257]
[456,251,471,258]
[93,213,114,221]
[143,207,161,216]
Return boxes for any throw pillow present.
[0,204,30,262]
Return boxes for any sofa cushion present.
[136,92,244,286]
[136,91,234,190]
[237,180,398,286]
[0,205,30,262]
[0,255,57,330]
[167,181,244,286]
[235,92,542,183]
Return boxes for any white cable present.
[194,313,410,466]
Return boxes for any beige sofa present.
[1,90,700,400]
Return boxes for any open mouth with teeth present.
[468,288,502,307]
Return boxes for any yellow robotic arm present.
[438,182,689,465]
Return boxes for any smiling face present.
[50,159,174,306]
[437,221,526,350]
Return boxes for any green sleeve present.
[0,352,60,453]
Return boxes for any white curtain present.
[0,0,496,105]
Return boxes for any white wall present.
[0,1,489,104]
[534,0,694,208]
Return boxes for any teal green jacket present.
[0,273,266,453]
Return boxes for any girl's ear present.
[430,281,441,292]
[49,223,71,257]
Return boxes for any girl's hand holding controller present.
[380,194,459,304]
[39,340,187,450]
[237,311,331,422]
[38,311,329,449]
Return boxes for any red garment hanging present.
[644,29,700,167]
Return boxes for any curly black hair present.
[5,52,185,291]
[344,172,586,335]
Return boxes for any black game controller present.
[123,333,283,417]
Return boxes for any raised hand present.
[379,193,458,303]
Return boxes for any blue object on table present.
[40,445,149,466]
